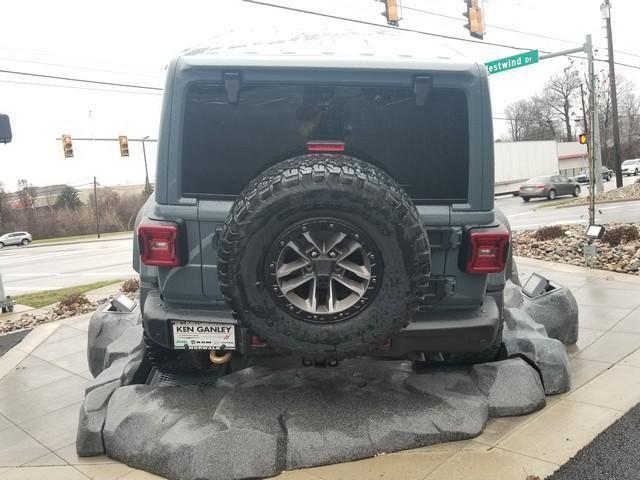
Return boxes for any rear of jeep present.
[134,46,509,372]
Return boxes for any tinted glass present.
[181,83,470,202]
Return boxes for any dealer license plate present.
[172,322,236,350]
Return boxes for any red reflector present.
[306,141,345,152]
[466,226,510,274]
[138,222,183,267]
[250,335,266,347]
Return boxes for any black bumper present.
[142,290,501,356]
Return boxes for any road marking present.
[5,272,134,278]
[598,205,624,211]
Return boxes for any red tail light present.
[465,226,510,274]
[306,141,345,152]
[138,221,184,267]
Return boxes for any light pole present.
[142,136,151,196]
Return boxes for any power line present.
[403,2,640,60]
[242,1,640,72]
[242,0,541,52]
[0,55,163,79]
[0,79,162,96]
[0,69,162,91]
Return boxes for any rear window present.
[181,83,470,202]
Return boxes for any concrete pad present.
[576,331,640,364]
[0,424,51,467]
[0,356,73,400]
[578,305,634,331]
[568,364,640,412]
[305,451,453,480]
[22,452,67,467]
[612,307,640,334]
[425,448,558,480]
[20,401,83,451]
[499,400,620,465]
[0,466,89,480]
[75,463,134,480]
[566,328,606,357]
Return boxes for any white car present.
[0,231,32,248]
[622,159,640,176]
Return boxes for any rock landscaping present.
[514,223,640,275]
[0,283,139,335]
[556,179,640,207]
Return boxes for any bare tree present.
[542,67,581,142]
[16,179,37,210]
[504,97,557,142]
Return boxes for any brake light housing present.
[306,140,345,152]
[464,225,510,274]
[138,220,185,267]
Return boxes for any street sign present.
[485,50,539,75]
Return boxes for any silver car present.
[622,159,640,176]
[0,231,32,248]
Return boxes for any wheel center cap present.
[312,257,335,278]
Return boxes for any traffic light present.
[382,0,400,26]
[579,133,588,145]
[118,135,129,157]
[463,0,485,40]
[62,134,73,158]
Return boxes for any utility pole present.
[602,0,623,187]
[93,176,101,239]
[142,136,151,197]
[580,83,589,153]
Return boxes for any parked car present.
[133,35,513,374]
[573,168,612,184]
[622,159,640,176]
[0,231,32,248]
[519,175,581,202]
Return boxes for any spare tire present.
[218,154,430,358]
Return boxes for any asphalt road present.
[547,402,640,480]
[0,238,135,296]
[1,176,638,296]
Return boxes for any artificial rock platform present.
[77,278,578,480]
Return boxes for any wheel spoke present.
[327,280,336,313]
[286,240,310,261]
[324,232,347,253]
[337,239,360,261]
[302,231,322,252]
[281,273,314,294]
[333,275,366,296]
[276,258,309,278]
[337,260,371,280]
[306,278,317,312]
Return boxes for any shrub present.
[57,292,90,308]
[121,278,140,293]
[534,225,565,241]
[602,225,639,246]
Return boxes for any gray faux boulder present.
[77,272,577,479]
[520,285,579,345]
[87,303,141,377]
[473,359,546,416]
[504,280,524,308]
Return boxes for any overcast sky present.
[1,0,638,191]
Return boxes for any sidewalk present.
[0,258,639,479]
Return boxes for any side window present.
[551,176,561,183]
[560,176,570,182]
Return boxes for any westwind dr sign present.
[485,50,539,75]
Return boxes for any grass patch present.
[32,231,132,244]
[14,280,124,308]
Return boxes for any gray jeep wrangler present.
[133,36,511,372]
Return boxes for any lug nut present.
[273,286,278,291]
[329,223,335,229]
[311,251,318,257]
[369,253,374,260]
[329,251,336,258]
[279,241,285,247]
[302,226,308,232]
[354,234,360,239]
[288,305,294,310]
[270,262,276,269]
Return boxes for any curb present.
[28,234,132,249]
[552,196,640,210]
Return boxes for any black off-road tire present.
[143,332,212,373]
[218,154,431,359]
